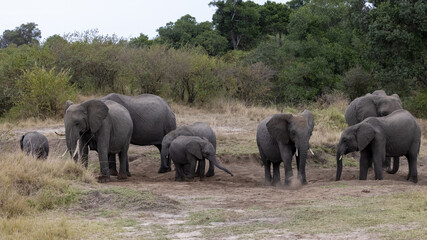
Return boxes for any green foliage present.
[157,14,228,56]
[10,66,77,119]
[0,22,41,48]
[210,0,261,50]
[129,33,153,48]
[404,89,427,119]
[342,66,377,100]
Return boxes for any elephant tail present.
[20,134,25,151]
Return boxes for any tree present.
[0,23,41,48]
[286,0,310,10]
[259,1,291,46]
[210,0,261,50]
[129,34,153,48]
[157,14,228,55]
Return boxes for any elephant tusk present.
[295,149,298,157]
[309,148,314,155]
[339,155,343,161]
[72,139,80,158]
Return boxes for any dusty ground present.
[1,105,426,239]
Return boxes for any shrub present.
[9,66,77,119]
[342,66,377,100]
[404,89,427,119]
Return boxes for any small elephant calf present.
[169,136,233,181]
[20,131,49,159]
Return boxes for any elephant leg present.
[117,151,128,180]
[272,161,281,186]
[264,160,272,186]
[198,159,206,181]
[108,154,118,176]
[98,151,111,183]
[407,153,418,183]
[359,150,371,180]
[175,164,185,181]
[387,157,399,174]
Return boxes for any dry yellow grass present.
[0,152,95,218]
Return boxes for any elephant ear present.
[84,100,109,133]
[266,114,292,144]
[186,140,203,160]
[301,110,314,136]
[356,96,377,122]
[65,100,74,112]
[356,123,375,151]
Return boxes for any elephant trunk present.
[66,127,80,162]
[158,149,171,173]
[336,150,343,181]
[386,157,399,174]
[208,155,233,176]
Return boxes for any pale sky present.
[0,0,289,41]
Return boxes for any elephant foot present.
[206,170,215,177]
[109,168,118,176]
[158,167,171,173]
[117,173,128,180]
[97,175,111,183]
[407,174,417,183]
[127,171,132,177]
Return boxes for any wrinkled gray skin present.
[169,136,233,181]
[64,99,133,183]
[100,93,176,175]
[256,110,314,186]
[20,131,49,159]
[336,109,420,183]
[344,90,403,173]
[159,122,216,177]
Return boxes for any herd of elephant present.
[20,90,421,185]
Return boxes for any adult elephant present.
[257,110,314,186]
[169,136,233,181]
[336,109,420,183]
[344,90,402,173]
[20,131,49,159]
[100,93,176,175]
[158,122,216,177]
[64,99,133,183]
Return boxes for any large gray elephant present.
[336,109,421,183]
[100,93,176,175]
[344,90,403,173]
[256,110,314,186]
[158,122,216,176]
[169,136,233,181]
[64,99,133,183]
[20,131,49,159]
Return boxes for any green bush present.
[404,89,427,119]
[342,66,377,100]
[9,66,77,119]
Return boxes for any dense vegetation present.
[0,0,426,119]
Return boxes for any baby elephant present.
[169,136,233,181]
[20,131,49,159]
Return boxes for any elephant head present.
[336,123,375,180]
[355,93,402,122]
[64,100,109,161]
[186,138,233,176]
